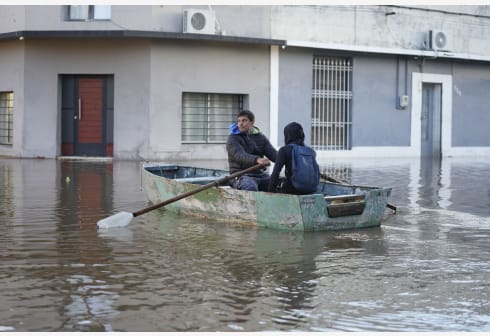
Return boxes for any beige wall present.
[0,37,271,160]
[148,40,271,161]
[18,38,150,158]
[0,41,25,157]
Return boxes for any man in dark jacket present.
[226,110,277,191]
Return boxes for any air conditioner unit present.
[424,30,452,51]
[183,9,216,35]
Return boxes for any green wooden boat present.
[142,163,393,231]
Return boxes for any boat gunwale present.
[142,163,391,200]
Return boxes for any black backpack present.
[289,144,320,194]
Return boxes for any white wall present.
[271,5,490,56]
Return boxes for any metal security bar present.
[0,92,14,145]
[182,93,243,143]
[311,57,352,150]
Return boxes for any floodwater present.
[0,156,489,332]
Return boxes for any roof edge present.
[2,30,489,62]
[287,40,490,63]
[0,30,286,46]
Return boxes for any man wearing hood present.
[268,122,319,194]
[226,110,277,191]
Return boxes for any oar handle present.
[133,163,267,218]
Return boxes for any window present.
[311,56,352,150]
[0,92,14,145]
[182,93,244,143]
[67,5,111,21]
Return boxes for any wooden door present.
[61,76,113,157]
[77,78,104,155]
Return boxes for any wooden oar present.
[97,163,266,229]
[320,173,397,214]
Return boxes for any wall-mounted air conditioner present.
[183,9,216,35]
[424,30,452,51]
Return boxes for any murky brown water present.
[0,157,489,331]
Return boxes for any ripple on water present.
[1,158,490,331]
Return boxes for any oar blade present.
[97,211,134,229]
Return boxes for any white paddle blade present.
[97,211,134,229]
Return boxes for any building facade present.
[1,5,489,160]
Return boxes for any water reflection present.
[57,162,122,331]
[58,160,113,228]
[0,158,145,331]
[320,157,489,217]
[0,157,489,331]
[418,157,442,209]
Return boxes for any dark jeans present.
[232,173,271,192]
[276,177,316,195]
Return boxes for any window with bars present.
[0,92,14,145]
[311,56,353,150]
[182,93,244,143]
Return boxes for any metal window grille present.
[0,92,14,145]
[311,56,352,150]
[182,93,243,143]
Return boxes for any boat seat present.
[324,194,366,217]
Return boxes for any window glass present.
[68,5,89,20]
[93,6,111,20]
[67,5,111,20]
[182,93,243,143]
[0,92,14,145]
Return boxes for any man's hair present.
[237,110,255,122]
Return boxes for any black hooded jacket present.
[268,122,311,193]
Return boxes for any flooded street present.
[0,157,489,332]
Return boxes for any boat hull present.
[142,164,392,231]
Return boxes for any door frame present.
[411,72,452,157]
[60,75,113,157]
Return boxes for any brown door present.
[61,76,113,157]
[77,78,103,155]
